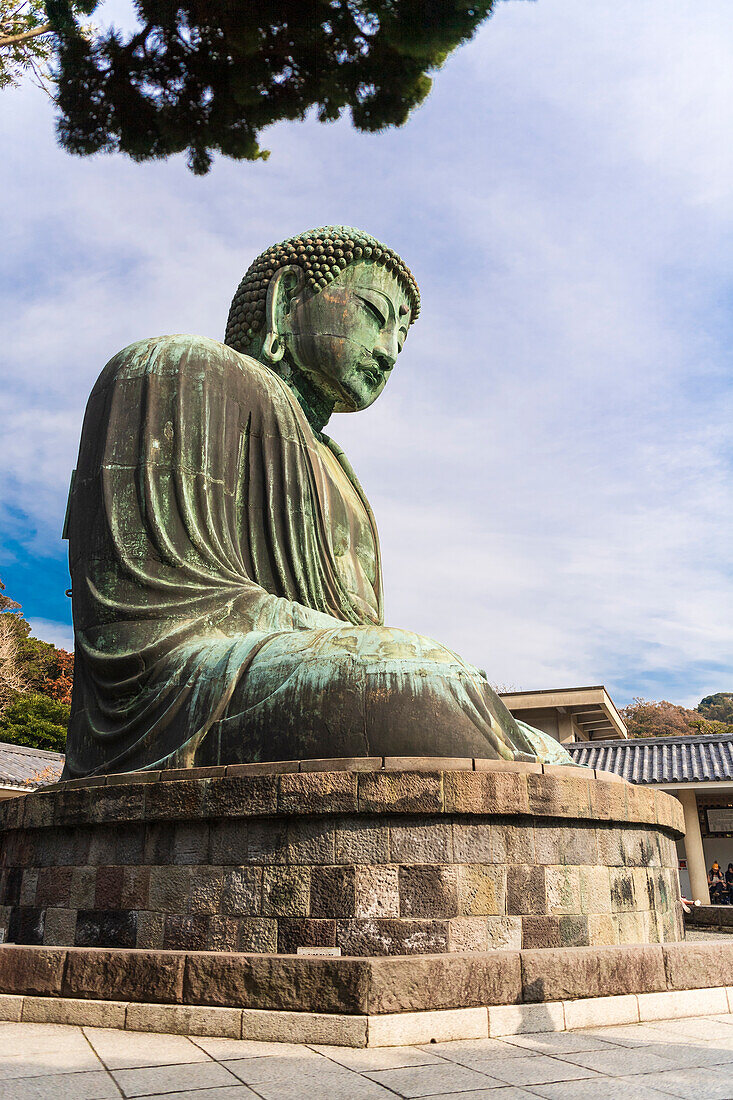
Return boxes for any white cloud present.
[26,618,74,652]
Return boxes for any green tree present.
[1,0,505,173]
[697,692,733,725]
[0,691,68,752]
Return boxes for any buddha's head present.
[225,227,420,417]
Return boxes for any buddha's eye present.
[355,293,386,328]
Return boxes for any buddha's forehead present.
[331,260,411,317]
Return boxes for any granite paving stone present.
[486,1053,601,1086]
[628,1066,733,1099]
[311,1043,448,1071]
[112,1061,238,1096]
[558,1048,684,1077]
[142,1090,259,1100]
[364,1062,505,1096]
[0,1069,122,1100]
[530,1078,674,1099]
[0,1046,104,1079]
[84,1027,211,1069]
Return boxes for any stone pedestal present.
[0,759,685,953]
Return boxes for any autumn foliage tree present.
[621,697,733,740]
[0,576,73,752]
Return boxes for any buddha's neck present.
[286,366,335,435]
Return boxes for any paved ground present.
[5,1015,733,1099]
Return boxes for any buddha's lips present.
[360,361,383,387]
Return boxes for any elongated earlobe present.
[263,265,304,365]
[262,330,284,363]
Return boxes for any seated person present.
[709,862,727,903]
[62,225,578,777]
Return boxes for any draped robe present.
[63,334,574,777]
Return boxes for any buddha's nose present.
[374,330,398,374]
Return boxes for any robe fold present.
[63,334,574,777]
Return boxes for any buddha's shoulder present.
[93,334,280,397]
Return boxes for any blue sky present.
[1,0,732,708]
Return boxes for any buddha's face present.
[277,261,412,412]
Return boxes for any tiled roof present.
[569,733,733,785]
[0,740,64,790]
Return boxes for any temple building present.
[0,741,64,800]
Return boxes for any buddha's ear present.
[263,265,304,363]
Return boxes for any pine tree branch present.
[0,21,53,47]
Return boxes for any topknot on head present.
[224,225,420,355]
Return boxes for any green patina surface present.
[62,225,578,778]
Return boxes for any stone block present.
[610,868,636,912]
[238,918,278,953]
[368,1007,488,1046]
[564,994,639,1030]
[637,986,728,1021]
[95,866,124,910]
[36,866,73,907]
[172,823,210,865]
[596,823,625,867]
[663,941,733,991]
[521,916,562,949]
[486,916,523,950]
[614,911,647,945]
[535,825,597,867]
[335,820,390,865]
[527,773,592,820]
[54,786,94,826]
[358,771,442,814]
[0,945,65,995]
[23,995,128,1029]
[488,1001,565,1036]
[545,866,581,915]
[277,918,337,953]
[384,757,471,772]
[655,790,684,834]
[279,771,358,814]
[399,865,458,918]
[121,866,151,910]
[625,784,658,827]
[9,907,46,945]
[588,914,617,945]
[507,865,546,915]
[226,761,298,776]
[68,868,95,910]
[490,820,534,865]
[559,914,589,946]
[209,820,249,865]
[19,869,38,907]
[107,770,161,784]
[246,820,288,865]
[188,868,224,914]
[43,908,77,946]
[221,867,262,915]
[310,866,355,918]
[242,1007,367,1046]
[589,779,628,824]
[521,944,666,1003]
[207,916,240,951]
[451,822,494,864]
[262,867,310,916]
[183,953,371,1013]
[580,866,612,914]
[389,819,452,863]
[87,783,145,825]
[447,917,489,952]
[2,867,22,906]
[148,866,193,912]
[474,759,542,774]
[458,865,506,916]
[163,766,227,781]
[136,911,165,949]
[142,822,176,864]
[75,910,137,949]
[63,946,184,1003]
[0,796,25,830]
[23,792,56,828]
[300,757,382,772]
[287,818,335,864]
[145,779,206,820]
[354,866,399,918]
[337,918,449,956]
[205,775,278,817]
[163,914,208,950]
[89,824,144,865]
[0,993,24,1021]
[444,771,529,816]
[126,1001,242,1038]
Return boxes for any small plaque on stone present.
[296,946,342,957]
